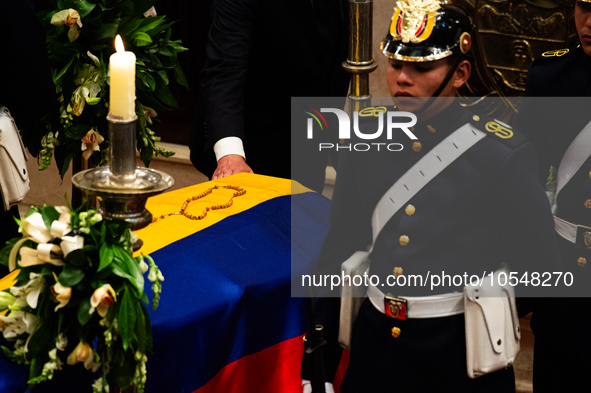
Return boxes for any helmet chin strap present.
[413,55,464,118]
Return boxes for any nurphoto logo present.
[303,106,419,152]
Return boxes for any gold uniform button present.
[589,171,591,180]
[412,142,422,152]
[472,115,480,122]
[427,125,436,133]
[391,327,401,338]
[393,267,403,277]
[405,204,415,216]
[578,257,587,267]
[585,200,591,209]
[399,235,409,246]
[410,126,415,132]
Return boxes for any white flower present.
[90,284,117,318]
[56,333,68,351]
[55,206,72,224]
[10,273,44,309]
[139,257,149,274]
[50,9,83,42]
[143,6,157,17]
[67,341,91,365]
[143,106,157,125]
[81,129,105,160]
[51,273,72,312]
[0,311,36,339]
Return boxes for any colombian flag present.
[135,173,330,393]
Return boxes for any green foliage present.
[27,0,188,177]
[0,204,164,392]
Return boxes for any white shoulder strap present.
[556,119,591,199]
[369,123,486,248]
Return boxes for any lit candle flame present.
[115,35,125,53]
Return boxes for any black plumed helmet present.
[381,1,472,62]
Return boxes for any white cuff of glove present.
[302,379,335,393]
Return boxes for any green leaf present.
[172,57,189,89]
[135,302,146,353]
[140,145,153,168]
[65,124,91,140]
[142,304,153,352]
[48,41,76,63]
[57,0,75,10]
[94,23,119,41]
[41,206,60,231]
[137,15,166,32]
[87,97,101,105]
[164,27,172,43]
[27,322,53,358]
[74,0,97,18]
[112,245,144,295]
[168,40,189,53]
[134,32,153,47]
[118,289,137,351]
[77,297,93,326]
[118,19,142,36]
[59,264,85,286]
[64,249,87,267]
[143,72,156,91]
[59,150,74,180]
[99,243,114,271]
[53,55,75,86]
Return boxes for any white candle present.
[109,35,136,119]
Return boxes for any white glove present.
[302,379,335,393]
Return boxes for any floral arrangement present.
[26,0,188,178]
[0,203,164,392]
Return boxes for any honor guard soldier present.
[516,1,591,391]
[301,1,562,392]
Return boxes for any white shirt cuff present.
[213,137,246,162]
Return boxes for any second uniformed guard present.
[301,1,561,392]
[516,1,591,391]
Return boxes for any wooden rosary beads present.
[151,185,246,223]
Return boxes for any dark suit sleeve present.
[200,0,259,149]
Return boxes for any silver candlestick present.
[72,113,174,230]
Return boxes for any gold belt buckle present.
[384,296,408,320]
[575,224,591,250]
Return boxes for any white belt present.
[554,215,591,248]
[367,284,464,319]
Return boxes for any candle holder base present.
[72,166,174,230]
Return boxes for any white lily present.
[10,273,44,309]
[0,311,36,339]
